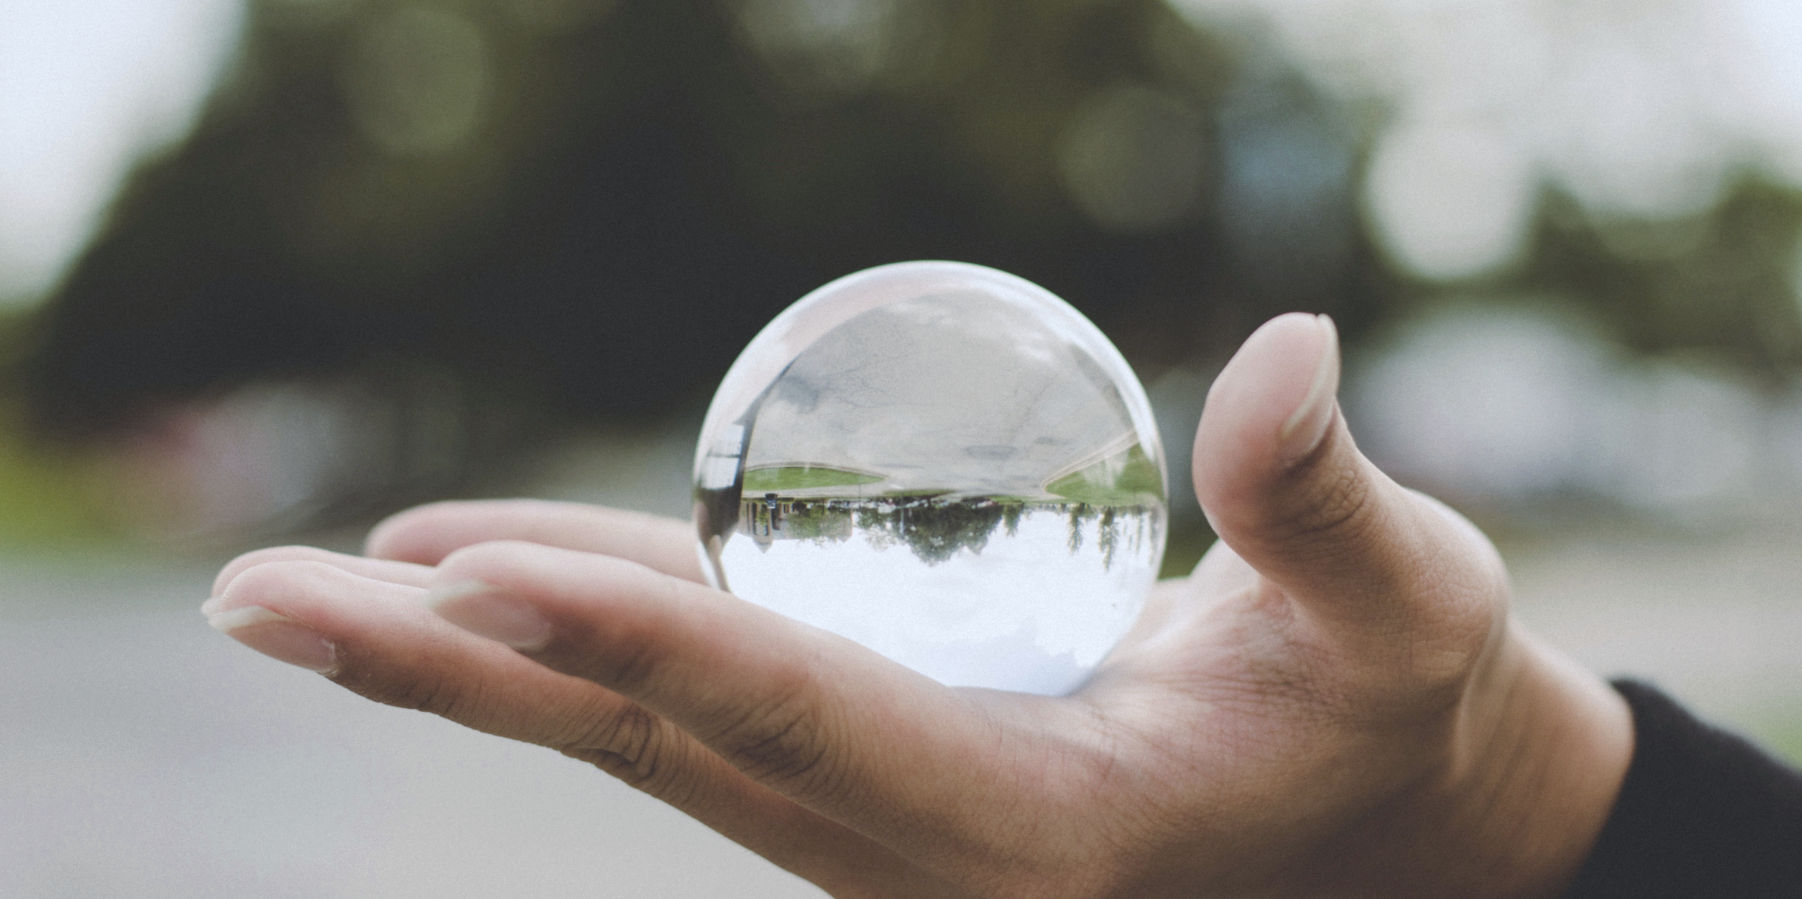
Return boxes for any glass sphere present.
[693,261,1166,695]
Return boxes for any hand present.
[206,313,1633,897]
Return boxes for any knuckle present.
[220,557,333,603]
[343,666,469,719]
[730,702,830,783]
[562,572,682,692]
[363,503,458,556]
[436,538,532,575]
[213,547,314,595]
[587,624,668,694]
[709,686,841,799]
[564,704,677,789]
[1289,462,1373,541]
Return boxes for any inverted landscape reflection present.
[695,261,1167,694]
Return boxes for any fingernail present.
[207,606,338,674]
[1277,314,1341,462]
[425,580,552,651]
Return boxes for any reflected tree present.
[741,494,1152,570]
[854,504,903,553]
[895,500,1008,565]
[1098,505,1120,570]
[1066,503,1095,554]
[781,501,855,545]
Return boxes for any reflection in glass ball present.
[693,261,1166,695]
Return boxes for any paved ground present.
[1506,521,1802,753]
[0,550,814,899]
[2,517,1797,898]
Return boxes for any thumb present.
[1192,313,1502,637]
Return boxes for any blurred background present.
[4,0,1801,895]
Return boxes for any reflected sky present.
[719,501,1159,694]
[745,289,1140,497]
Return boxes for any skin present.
[206,313,1633,897]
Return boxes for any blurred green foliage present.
[1770,720,1802,766]
[13,0,1802,504]
[24,0,1266,442]
[0,402,113,543]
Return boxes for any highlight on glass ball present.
[693,261,1167,695]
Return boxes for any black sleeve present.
[1564,680,1802,898]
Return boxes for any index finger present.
[425,540,1102,879]
[365,499,705,583]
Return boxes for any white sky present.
[720,505,1158,694]
[0,0,242,305]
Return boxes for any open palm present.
[208,314,1630,897]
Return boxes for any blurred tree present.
[20,0,1375,444]
[19,0,1802,500]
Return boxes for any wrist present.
[1424,624,1634,897]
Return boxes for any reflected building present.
[744,495,856,549]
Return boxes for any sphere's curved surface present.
[694,261,1166,694]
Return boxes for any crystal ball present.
[693,261,1167,695]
